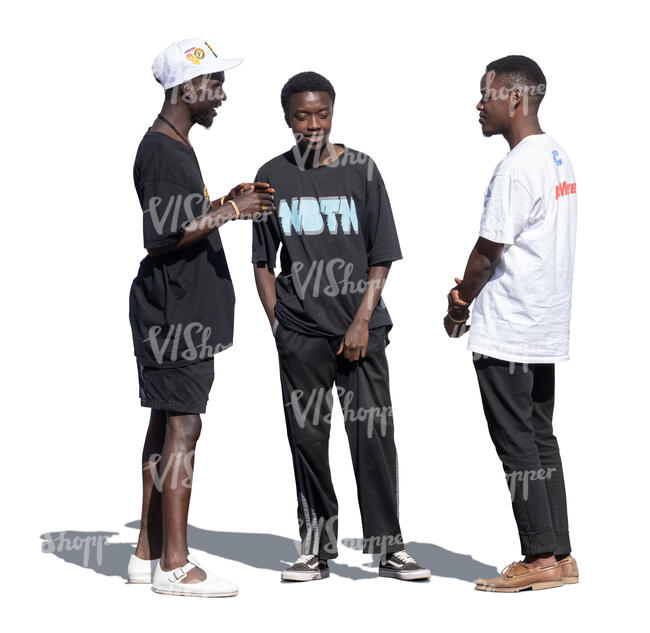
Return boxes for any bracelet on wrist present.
[446,312,469,324]
[227,199,241,220]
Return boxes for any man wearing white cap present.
[127,38,274,597]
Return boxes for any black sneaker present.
[281,554,330,581]
[379,550,431,580]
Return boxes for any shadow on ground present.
[39,523,498,583]
[341,538,497,582]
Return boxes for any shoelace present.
[500,561,519,576]
[295,554,317,565]
[393,550,416,564]
[501,561,551,576]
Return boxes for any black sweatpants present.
[473,354,571,556]
[275,322,403,560]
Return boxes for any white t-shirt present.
[467,133,577,364]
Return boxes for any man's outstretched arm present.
[148,183,274,257]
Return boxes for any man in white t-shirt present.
[444,55,578,593]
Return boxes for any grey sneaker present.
[281,554,330,581]
[379,550,431,580]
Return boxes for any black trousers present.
[275,322,403,560]
[473,354,571,556]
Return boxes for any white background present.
[4,0,648,630]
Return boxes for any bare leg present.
[134,409,166,560]
[159,412,206,584]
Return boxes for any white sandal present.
[127,554,160,584]
[152,553,238,598]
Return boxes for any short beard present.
[191,110,214,129]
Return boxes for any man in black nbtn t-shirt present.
[252,72,430,582]
[128,39,274,598]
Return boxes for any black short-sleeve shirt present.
[252,146,402,337]
[129,130,235,367]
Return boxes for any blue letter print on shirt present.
[278,196,359,235]
[552,150,563,166]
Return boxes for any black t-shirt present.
[129,130,235,367]
[252,146,402,337]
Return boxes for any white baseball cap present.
[152,38,242,90]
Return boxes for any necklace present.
[157,113,192,148]
[156,114,210,201]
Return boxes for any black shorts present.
[137,358,215,414]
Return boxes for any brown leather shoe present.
[475,560,564,592]
[558,555,579,584]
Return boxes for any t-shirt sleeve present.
[364,165,403,266]
[139,179,203,249]
[479,174,535,245]
[251,168,281,267]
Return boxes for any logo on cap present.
[184,46,202,65]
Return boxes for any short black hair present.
[281,71,336,115]
[486,55,546,102]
